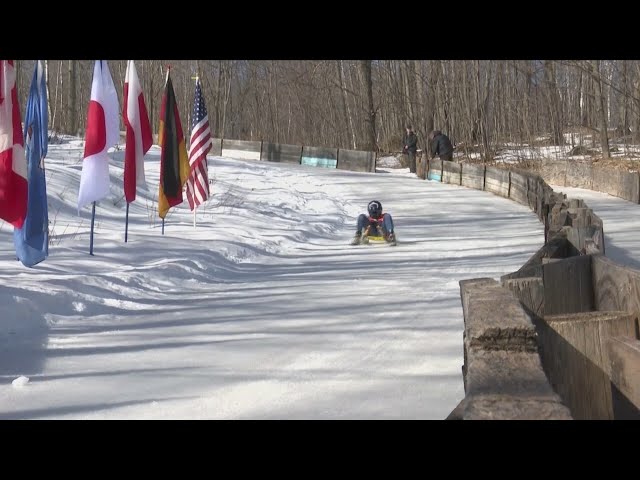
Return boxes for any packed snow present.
[0,138,546,419]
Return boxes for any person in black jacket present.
[429,130,454,161]
[402,125,418,173]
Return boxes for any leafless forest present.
[14,60,640,160]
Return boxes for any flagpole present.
[89,201,96,255]
[160,64,170,239]
[125,202,130,242]
[191,71,200,232]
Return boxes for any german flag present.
[158,71,189,219]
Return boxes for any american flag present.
[186,78,212,210]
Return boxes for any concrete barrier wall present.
[222,139,262,161]
[261,142,302,164]
[211,138,223,157]
[214,138,374,174]
[301,146,338,169]
[337,149,375,172]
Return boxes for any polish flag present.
[77,60,119,211]
[123,60,152,203]
[0,60,27,228]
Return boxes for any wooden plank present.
[592,166,640,203]
[566,159,594,189]
[222,139,262,152]
[461,163,485,190]
[301,146,338,168]
[533,177,547,220]
[260,142,302,164]
[548,202,569,235]
[567,198,584,208]
[500,235,568,282]
[566,207,596,228]
[500,235,568,284]
[302,146,338,160]
[542,254,593,316]
[565,226,604,254]
[502,277,544,320]
[222,139,262,160]
[337,149,375,172]
[607,336,640,417]
[442,161,461,185]
[417,152,427,179]
[509,171,529,206]
[484,166,510,197]
[540,159,567,186]
[428,158,442,182]
[593,254,640,313]
[524,172,543,213]
[538,311,636,419]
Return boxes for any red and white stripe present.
[123,60,152,203]
[186,115,211,210]
[0,60,27,228]
[77,60,120,211]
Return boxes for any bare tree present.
[592,60,611,158]
[543,60,565,146]
[68,60,77,135]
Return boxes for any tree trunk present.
[68,60,77,135]
[338,60,355,149]
[52,60,62,132]
[544,60,565,145]
[592,60,610,158]
[414,60,424,137]
[44,60,52,122]
[620,60,630,138]
[359,60,377,152]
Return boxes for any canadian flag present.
[77,60,120,211]
[123,60,152,203]
[0,60,27,228]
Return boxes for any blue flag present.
[14,60,49,267]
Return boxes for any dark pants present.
[357,213,394,235]
[407,151,416,173]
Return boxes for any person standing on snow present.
[403,125,418,173]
